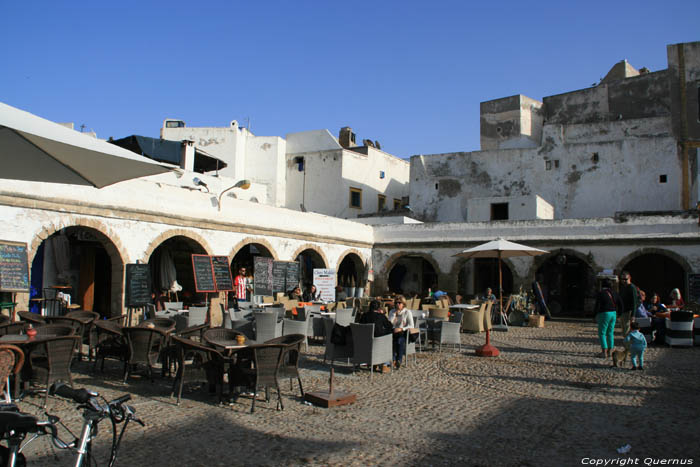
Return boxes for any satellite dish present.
[374,140,381,150]
[362,139,374,148]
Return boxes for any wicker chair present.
[186,306,208,328]
[170,335,229,405]
[282,318,309,351]
[334,308,354,326]
[0,345,24,403]
[45,316,89,359]
[264,334,305,397]
[17,311,45,326]
[0,323,26,336]
[237,344,286,413]
[427,313,463,353]
[92,320,128,375]
[29,336,81,407]
[253,311,282,343]
[122,327,168,383]
[139,318,176,333]
[428,308,449,321]
[0,316,10,326]
[65,311,99,360]
[462,303,487,333]
[350,323,392,379]
[34,324,75,337]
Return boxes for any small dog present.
[612,348,630,367]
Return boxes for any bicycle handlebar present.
[49,382,95,404]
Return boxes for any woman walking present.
[593,279,624,358]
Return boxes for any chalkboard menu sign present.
[125,263,151,307]
[254,257,273,296]
[285,261,300,291]
[688,273,700,303]
[0,241,29,293]
[191,254,216,293]
[211,256,233,292]
[272,261,287,294]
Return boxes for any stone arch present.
[616,247,692,276]
[528,248,598,283]
[335,248,367,271]
[448,256,516,280]
[617,247,691,302]
[291,244,329,268]
[142,229,214,263]
[449,256,517,297]
[29,218,129,317]
[380,251,441,278]
[228,237,279,262]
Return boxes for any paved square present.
[16,321,700,466]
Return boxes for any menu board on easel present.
[125,263,151,307]
[211,256,234,292]
[191,254,216,293]
[0,240,29,293]
[253,256,273,297]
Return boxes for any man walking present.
[618,271,640,337]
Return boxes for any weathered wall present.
[466,194,553,222]
[410,116,680,221]
[480,95,544,150]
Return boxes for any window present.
[592,152,599,163]
[294,156,304,172]
[349,187,362,209]
[394,198,402,210]
[165,120,185,128]
[378,195,386,211]
[545,160,552,170]
[659,174,667,183]
[554,160,560,169]
[491,203,509,220]
[379,171,385,179]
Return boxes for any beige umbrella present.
[454,238,548,357]
[0,101,171,188]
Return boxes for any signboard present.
[253,257,273,297]
[688,273,700,304]
[191,254,216,293]
[211,256,234,292]
[125,263,151,307]
[285,261,300,292]
[313,268,336,302]
[0,241,29,293]
[272,261,288,294]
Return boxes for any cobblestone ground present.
[14,320,700,466]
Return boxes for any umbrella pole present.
[476,252,501,357]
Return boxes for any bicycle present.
[0,382,144,467]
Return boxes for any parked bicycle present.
[0,382,144,467]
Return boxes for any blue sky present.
[2,1,698,159]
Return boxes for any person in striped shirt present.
[234,267,251,307]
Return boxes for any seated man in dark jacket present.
[359,300,393,337]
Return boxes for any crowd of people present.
[593,270,687,369]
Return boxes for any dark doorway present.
[473,258,513,299]
[387,257,437,296]
[622,253,686,304]
[536,253,595,316]
[295,250,326,288]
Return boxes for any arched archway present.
[30,224,126,318]
[385,254,439,297]
[148,235,208,307]
[337,251,365,293]
[618,249,688,303]
[294,247,327,288]
[535,249,596,316]
[452,258,515,301]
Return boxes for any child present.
[623,321,647,370]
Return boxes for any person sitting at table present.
[668,288,684,309]
[388,295,414,369]
[359,299,393,373]
[335,285,347,302]
[303,284,320,302]
[287,286,303,301]
[647,292,668,345]
[634,290,654,318]
[482,288,497,303]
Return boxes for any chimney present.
[180,140,195,172]
[339,127,356,148]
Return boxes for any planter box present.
[528,315,545,328]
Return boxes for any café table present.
[0,334,54,401]
[450,304,480,310]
